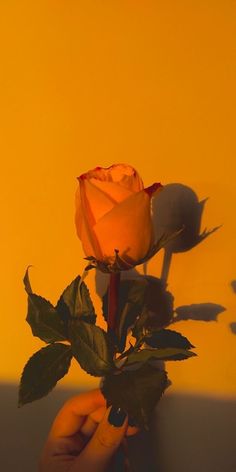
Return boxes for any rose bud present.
[75,164,162,270]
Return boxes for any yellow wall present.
[1,0,236,399]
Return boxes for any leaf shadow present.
[173,303,226,323]
[231,280,236,294]
[230,322,236,334]
[229,280,236,335]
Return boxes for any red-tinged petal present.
[108,164,144,193]
[78,164,144,193]
[144,182,163,197]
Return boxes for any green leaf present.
[125,347,196,365]
[18,343,72,406]
[56,275,96,324]
[27,294,68,343]
[69,320,114,377]
[102,279,148,352]
[101,364,168,430]
[23,268,67,343]
[132,307,149,341]
[23,265,33,294]
[144,329,194,349]
[141,276,174,329]
[132,277,175,337]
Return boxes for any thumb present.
[72,405,128,472]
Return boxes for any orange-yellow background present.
[1,1,236,398]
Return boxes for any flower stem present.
[107,271,134,472]
[107,271,121,333]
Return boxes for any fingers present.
[80,416,98,438]
[40,390,105,466]
[71,406,128,472]
[80,406,106,437]
[40,389,140,472]
[89,406,106,424]
[80,405,140,438]
[49,389,106,439]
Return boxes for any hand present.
[39,389,139,472]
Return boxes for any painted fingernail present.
[108,406,127,427]
[128,417,137,427]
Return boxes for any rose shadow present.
[95,182,226,471]
[229,280,236,334]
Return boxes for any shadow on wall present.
[1,383,82,472]
[95,183,225,328]
[229,280,236,334]
[152,392,236,472]
[93,183,233,471]
[12,184,232,472]
[2,383,236,472]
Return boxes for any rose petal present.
[79,218,99,258]
[75,182,103,259]
[79,178,117,223]
[144,182,162,197]
[108,164,144,193]
[79,164,144,193]
[75,185,83,239]
[90,178,134,203]
[93,189,155,264]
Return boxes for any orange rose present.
[75,164,162,270]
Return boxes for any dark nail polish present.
[108,406,127,427]
[128,417,137,427]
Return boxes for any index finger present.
[49,389,106,439]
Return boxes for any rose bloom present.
[75,164,162,269]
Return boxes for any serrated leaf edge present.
[18,343,72,407]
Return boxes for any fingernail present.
[108,406,127,427]
[128,417,137,427]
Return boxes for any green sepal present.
[18,343,72,407]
